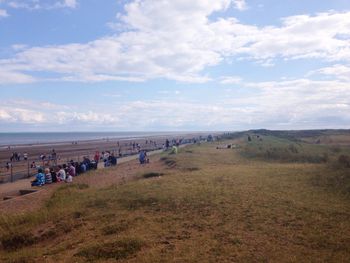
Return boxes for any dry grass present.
[1,137,350,262]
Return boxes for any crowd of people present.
[30,149,124,187]
[5,149,57,171]
[29,143,158,187]
[31,157,98,186]
[6,136,213,187]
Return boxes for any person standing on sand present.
[94,151,100,163]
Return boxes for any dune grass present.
[1,137,350,262]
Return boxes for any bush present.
[75,238,143,261]
[1,232,35,251]
[142,172,163,179]
[160,157,177,167]
[241,138,330,164]
[101,222,129,235]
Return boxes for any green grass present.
[241,135,332,163]
[240,134,350,195]
[1,136,350,262]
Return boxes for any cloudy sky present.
[0,0,349,131]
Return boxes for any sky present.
[0,0,350,132]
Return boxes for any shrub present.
[160,157,177,167]
[101,222,129,235]
[75,238,143,261]
[1,232,35,251]
[241,138,329,164]
[142,172,163,179]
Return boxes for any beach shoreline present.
[0,131,216,148]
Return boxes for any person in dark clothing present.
[139,150,146,164]
[165,139,170,150]
[110,154,117,166]
[50,167,58,183]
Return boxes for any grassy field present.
[1,133,350,262]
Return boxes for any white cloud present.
[0,69,36,84]
[308,64,350,81]
[1,77,349,130]
[0,107,45,123]
[0,8,8,17]
[5,0,77,10]
[233,0,247,11]
[241,12,350,63]
[62,0,76,9]
[0,2,350,84]
[240,78,350,128]
[220,76,242,84]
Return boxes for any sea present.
[0,132,189,147]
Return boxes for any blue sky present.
[0,0,350,131]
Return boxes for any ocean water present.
[0,132,183,146]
